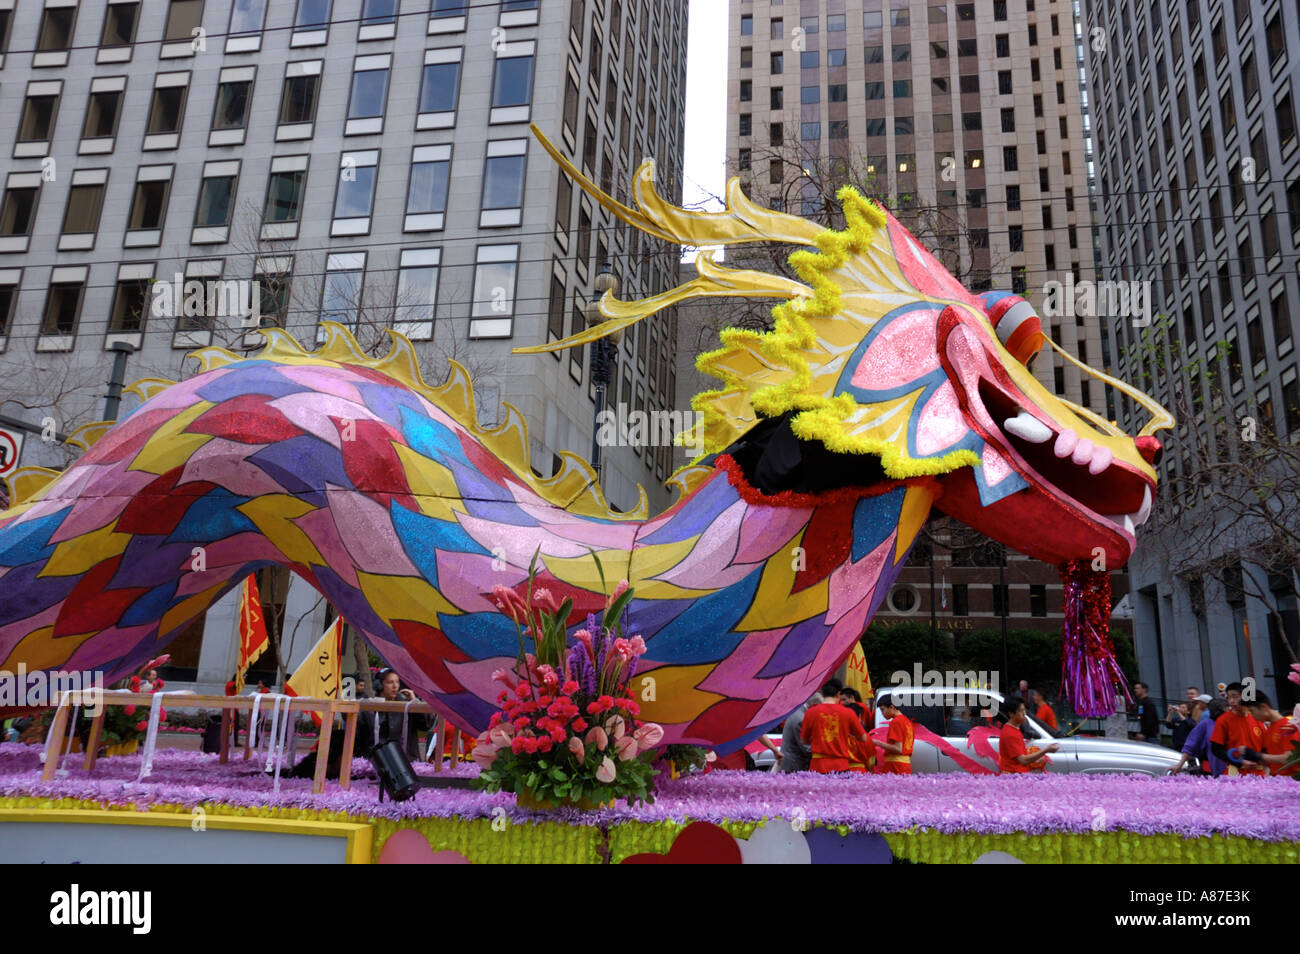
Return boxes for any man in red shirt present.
[998,697,1059,773]
[1245,692,1298,777]
[874,693,915,774]
[1031,690,1059,732]
[1210,682,1267,776]
[801,681,873,773]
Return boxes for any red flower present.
[511,737,526,754]
[129,677,141,692]
[573,718,588,733]
[515,683,531,700]
[124,705,136,716]
[562,680,580,695]
[135,720,148,732]
[520,736,540,754]
[537,736,554,752]
[158,708,167,722]
[153,678,165,690]
[512,717,530,730]
[488,712,503,728]
[548,726,566,744]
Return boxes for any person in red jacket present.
[998,697,1059,773]
[1031,690,1059,732]
[1210,682,1267,776]
[874,693,915,774]
[1245,693,1298,777]
[801,681,873,773]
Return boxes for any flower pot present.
[102,739,140,758]
[515,788,614,811]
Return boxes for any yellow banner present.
[286,617,343,725]
[845,642,873,700]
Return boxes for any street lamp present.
[583,262,620,478]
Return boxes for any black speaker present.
[371,739,419,802]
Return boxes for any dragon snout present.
[1135,435,1163,467]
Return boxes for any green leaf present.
[603,587,635,631]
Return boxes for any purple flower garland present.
[2,743,1295,841]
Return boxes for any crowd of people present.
[773,677,1297,778]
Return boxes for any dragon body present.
[0,130,1173,746]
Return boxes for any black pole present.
[1000,557,1009,689]
[589,337,615,476]
[929,537,937,664]
[103,341,136,421]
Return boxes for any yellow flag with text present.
[285,617,344,727]
[845,642,873,700]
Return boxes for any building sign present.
[0,426,23,478]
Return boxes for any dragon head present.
[522,128,1173,568]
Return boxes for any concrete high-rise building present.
[1084,0,1300,709]
[720,0,1129,663]
[0,0,688,689]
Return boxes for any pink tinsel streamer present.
[1059,561,1131,718]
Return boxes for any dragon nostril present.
[1135,435,1163,466]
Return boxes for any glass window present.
[334,166,376,218]
[472,258,518,318]
[895,116,913,135]
[492,54,534,108]
[322,267,362,325]
[194,175,235,227]
[348,67,390,119]
[770,87,782,109]
[408,156,448,214]
[801,85,820,104]
[0,187,37,235]
[264,170,305,222]
[800,50,817,68]
[740,15,752,36]
[41,283,83,336]
[827,13,845,31]
[960,74,979,93]
[212,81,251,130]
[932,41,948,58]
[801,122,820,140]
[865,45,884,64]
[420,61,461,113]
[280,73,320,124]
[37,6,75,49]
[295,0,330,29]
[894,79,911,98]
[771,51,783,74]
[866,81,885,99]
[801,16,818,34]
[482,154,525,209]
[432,0,466,17]
[829,119,848,139]
[828,48,846,67]
[147,87,185,134]
[893,44,910,62]
[828,83,847,102]
[109,278,150,332]
[101,3,139,45]
[18,96,58,142]
[230,0,265,33]
[128,180,168,229]
[83,90,122,139]
[164,0,203,42]
[62,183,105,233]
[361,0,397,25]
[397,257,439,324]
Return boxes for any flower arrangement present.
[472,553,664,808]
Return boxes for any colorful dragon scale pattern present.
[0,321,933,748]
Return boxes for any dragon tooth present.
[1071,438,1096,466]
[1087,446,1114,475]
[1054,429,1079,458]
[1122,514,1135,536]
[1134,485,1153,525]
[1002,411,1053,444]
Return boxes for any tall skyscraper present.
[0,0,688,688]
[1084,0,1300,708]
[722,0,1127,649]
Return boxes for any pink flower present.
[574,629,594,660]
[585,726,609,751]
[562,680,579,695]
[471,742,499,767]
[606,714,626,739]
[606,580,629,610]
[153,654,171,667]
[596,756,617,783]
[491,668,516,688]
[614,735,639,761]
[532,588,561,615]
[538,665,559,689]
[1289,663,1300,686]
[490,724,515,747]
[633,722,664,748]
[492,584,529,623]
[568,736,585,761]
[629,636,646,656]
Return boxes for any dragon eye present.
[978,292,1045,367]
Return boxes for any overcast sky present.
[683,0,728,213]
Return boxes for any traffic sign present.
[0,426,25,477]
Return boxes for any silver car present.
[753,687,1184,775]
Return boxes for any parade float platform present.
[1,745,1296,864]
